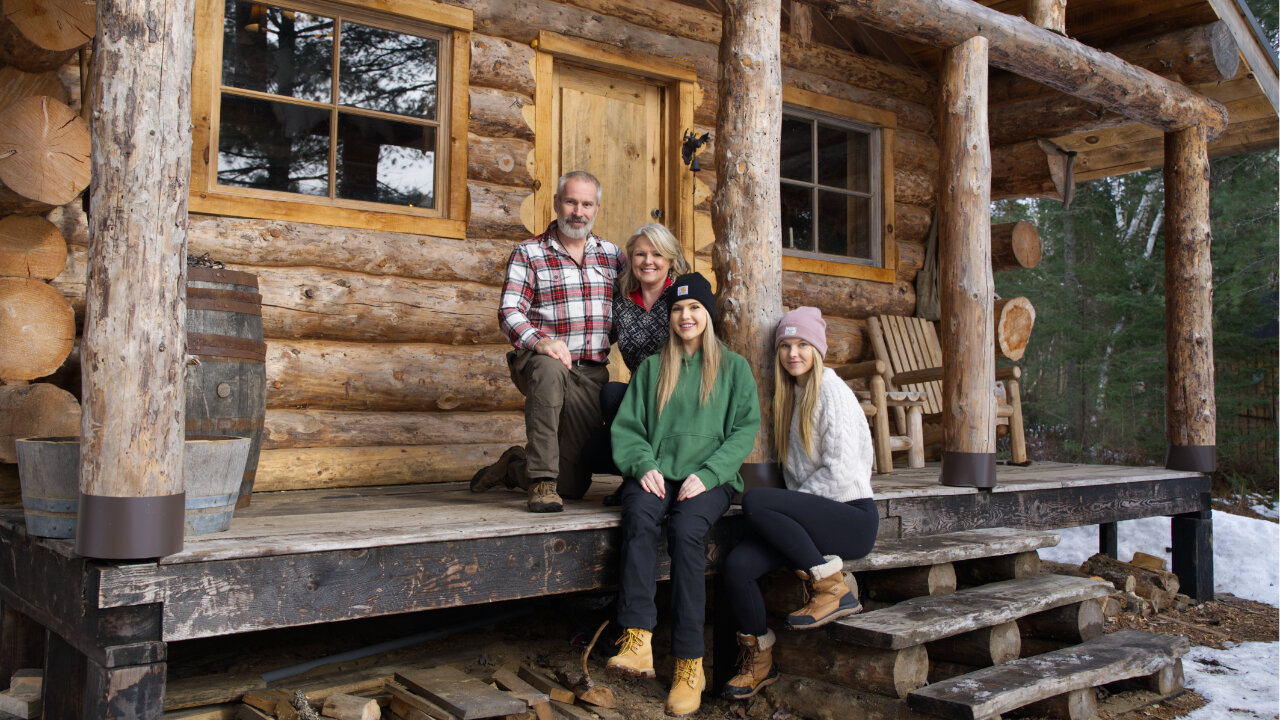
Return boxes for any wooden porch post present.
[938,36,997,488]
[77,0,197,560]
[711,0,783,470]
[1162,126,1216,472]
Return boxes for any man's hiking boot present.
[787,555,861,629]
[606,627,655,678]
[527,479,563,513]
[722,630,777,699]
[470,446,523,493]
[665,657,705,716]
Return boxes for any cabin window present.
[778,90,896,283]
[190,0,472,236]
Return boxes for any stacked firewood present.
[1082,552,1187,617]
[0,0,93,496]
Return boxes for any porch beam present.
[1026,0,1066,35]
[1162,126,1216,472]
[78,0,196,558]
[712,0,784,468]
[938,35,996,489]
[819,0,1228,139]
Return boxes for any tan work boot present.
[722,629,778,699]
[786,555,861,629]
[665,657,704,716]
[606,627,655,678]
[470,446,524,493]
[527,480,563,513]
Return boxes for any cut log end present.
[0,96,91,212]
[0,215,67,280]
[994,297,1036,361]
[0,278,75,381]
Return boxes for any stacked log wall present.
[39,0,939,490]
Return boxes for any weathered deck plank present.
[845,528,1058,572]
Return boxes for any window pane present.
[780,183,814,252]
[817,191,872,259]
[817,123,870,192]
[335,114,436,208]
[222,1,332,102]
[218,94,330,195]
[340,22,438,119]
[780,117,812,182]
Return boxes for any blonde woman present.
[606,273,760,716]
[719,306,877,700]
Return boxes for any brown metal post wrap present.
[1163,126,1216,472]
[938,36,997,489]
[77,0,196,558]
[712,0,784,469]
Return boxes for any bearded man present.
[470,170,622,512]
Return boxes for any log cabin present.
[0,0,1275,714]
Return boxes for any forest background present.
[991,0,1279,497]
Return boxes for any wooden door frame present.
[529,31,698,261]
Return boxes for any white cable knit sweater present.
[782,367,875,503]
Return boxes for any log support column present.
[1163,126,1216,473]
[938,36,997,488]
[76,0,196,557]
[711,0,784,485]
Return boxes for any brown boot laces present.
[615,628,645,655]
[734,645,758,678]
[673,658,700,688]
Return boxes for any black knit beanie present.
[662,272,716,318]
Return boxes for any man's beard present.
[558,214,596,240]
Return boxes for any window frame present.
[780,86,897,284]
[189,0,472,237]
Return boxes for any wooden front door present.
[552,64,665,250]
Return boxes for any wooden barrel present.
[185,267,266,508]
[183,435,250,534]
[13,437,80,538]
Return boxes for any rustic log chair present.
[835,360,926,474]
[866,315,1028,465]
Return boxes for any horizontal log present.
[896,238,926,278]
[0,96,90,214]
[1018,598,1104,643]
[783,271,916,319]
[264,409,525,450]
[894,166,935,208]
[467,181,532,240]
[861,562,956,602]
[893,129,940,176]
[827,0,1228,138]
[0,0,94,72]
[991,222,1041,272]
[992,139,1071,201]
[254,443,517,491]
[245,265,506,345]
[0,67,69,112]
[782,66,934,134]
[926,620,1021,667]
[468,133,534,188]
[468,87,535,141]
[188,215,514,285]
[773,630,928,698]
[823,314,868,365]
[266,340,524,412]
[0,214,66,280]
[0,383,81,462]
[470,33,536,96]
[954,550,1040,587]
[0,278,75,380]
[1081,553,1180,612]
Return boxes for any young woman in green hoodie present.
[604,272,761,717]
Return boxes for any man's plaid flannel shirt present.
[499,222,623,363]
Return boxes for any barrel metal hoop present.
[188,266,260,289]
[23,497,78,513]
[187,332,267,361]
[185,492,241,510]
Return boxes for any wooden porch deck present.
[0,461,1211,715]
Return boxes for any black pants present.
[582,381,628,475]
[723,487,879,636]
[616,479,733,658]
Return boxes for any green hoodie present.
[611,345,761,492]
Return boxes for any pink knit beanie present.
[775,306,828,358]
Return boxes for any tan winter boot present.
[665,657,704,716]
[606,627,656,678]
[527,480,564,513]
[722,629,778,699]
[786,555,861,629]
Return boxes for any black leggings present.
[722,487,879,636]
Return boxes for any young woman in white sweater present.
[720,306,878,700]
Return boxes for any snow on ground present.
[1039,510,1279,606]
[1040,509,1278,719]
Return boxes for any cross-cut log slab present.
[991,223,1041,272]
[829,574,1112,649]
[845,528,1059,573]
[0,278,75,380]
[907,630,1189,720]
[0,96,90,214]
[0,0,96,71]
[396,666,526,720]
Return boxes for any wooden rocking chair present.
[835,360,926,474]
[866,315,1028,465]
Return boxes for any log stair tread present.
[907,630,1190,720]
[844,528,1058,573]
[829,574,1111,649]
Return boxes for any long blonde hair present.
[773,351,825,462]
[656,316,722,418]
[618,223,691,297]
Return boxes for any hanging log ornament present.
[992,139,1075,202]
[994,297,1035,362]
[0,96,91,214]
[0,277,75,381]
[0,0,96,72]
[990,222,1041,272]
[0,215,67,280]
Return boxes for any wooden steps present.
[829,574,1113,649]
[907,630,1190,720]
[844,528,1059,573]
